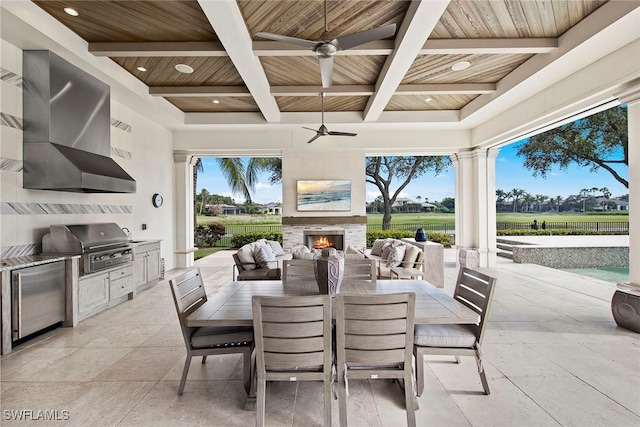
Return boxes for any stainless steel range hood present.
[23,51,136,193]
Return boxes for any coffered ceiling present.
[30,0,632,125]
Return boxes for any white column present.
[174,153,197,268]
[618,79,640,287]
[453,148,499,268]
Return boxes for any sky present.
[196,141,629,205]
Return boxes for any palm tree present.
[215,157,282,204]
[194,157,204,227]
[510,188,525,212]
[554,195,563,213]
[523,193,535,212]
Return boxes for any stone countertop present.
[128,240,162,246]
[0,255,78,272]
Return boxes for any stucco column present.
[173,153,197,268]
[618,80,640,287]
[453,148,498,268]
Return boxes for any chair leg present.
[476,349,490,395]
[414,346,425,397]
[178,355,192,395]
[256,374,266,427]
[323,377,332,427]
[338,366,348,427]
[202,355,207,364]
[404,371,417,427]
[454,355,461,364]
[243,348,251,395]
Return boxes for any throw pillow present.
[254,244,277,269]
[236,244,256,270]
[267,240,285,256]
[401,245,421,268]
[381,242,394,260]
[370,239,386,256]
[345,245,364,258]
[292,251,316,260]
[386,244,406,268]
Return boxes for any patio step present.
[497,249,513,259]
[496,241,514,259]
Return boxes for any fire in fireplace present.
[303,230,345,251]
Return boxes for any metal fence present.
[496,221,629,232]
[365,223,456,234]
[206,221,628,247]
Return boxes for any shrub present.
[366,230,452,247]
[230,231,283,248]
[195,223,226,247]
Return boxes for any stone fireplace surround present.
[282,216,367,253]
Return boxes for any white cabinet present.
[78,264,133,320]
[134,242,161,293]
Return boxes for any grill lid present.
[42,223,129,253]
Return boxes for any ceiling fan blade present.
[328,131,357,137]
[335,24,397,50]
[255,32,317,49]
[306,134,323,144]
[319,56,334,88]
[302,127,320,132]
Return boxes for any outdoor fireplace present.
[303,230,345,251]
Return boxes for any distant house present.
[206,204,244,215]
[264,202,282,215]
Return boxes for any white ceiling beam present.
[89,38,558,57]
[149,83,496,97]
[89,41,227,57]
[395,83,496,95]
[197,0,280,122]
[364,0,451,122]
[150,86,253,97]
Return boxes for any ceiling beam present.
[364,0,451,122]
[90,38,557,57]
[149,83,496,97]
[197,0,280,122]
[89,41,227,57]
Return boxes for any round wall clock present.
[152,193,163,208]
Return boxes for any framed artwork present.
[297,180,351,211]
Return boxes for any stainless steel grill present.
[42,223,133,275]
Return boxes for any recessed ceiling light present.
[136,66,147,72]
[174,63,194,74]
[212,99,220,104]
[64,7,79,16]
[451,61,471,71]
[424,96,433,102]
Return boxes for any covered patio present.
[1,249,638,426]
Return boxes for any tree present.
[215,157,282,204]
[516,105,628,188]
[554,195,563,213]
[439,197,455,211]
[198,189,210,215]
[509,188,526,212]
[365,156,451,229]
[193,157,204,228]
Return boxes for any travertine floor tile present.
[161,353,243,382]
[0,347,79,381]
[95,347,184,381]
[25,347,132,382]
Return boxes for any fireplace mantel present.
[282,216,366,225]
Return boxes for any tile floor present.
[1,250,638,426]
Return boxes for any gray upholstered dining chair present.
[252,295,333,427]
[413,267,496,396]
[336,293,416,427]
[169,268,254,395]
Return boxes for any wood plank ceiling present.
[33,0,608,116]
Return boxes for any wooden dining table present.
[187,279,479,327]
[187,279,479,409]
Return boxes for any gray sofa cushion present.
[254,244,277,268]
[267,240,285,256]
[191,326,253,348]
[414,324,476,348]
[237,244,257,270]
[370,239,387,256]
[385,244,406,267]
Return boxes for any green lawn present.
[198,212,627,226]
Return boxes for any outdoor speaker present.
[611,290,640,333]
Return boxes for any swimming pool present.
[562,267,629,284]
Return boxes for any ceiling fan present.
[255,0,397,88]
[303,93,357,144]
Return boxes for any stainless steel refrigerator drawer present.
[12,261,66,341]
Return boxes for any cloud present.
[496,157,508,162]
[435,173,449,179]
[255,182,272,190]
